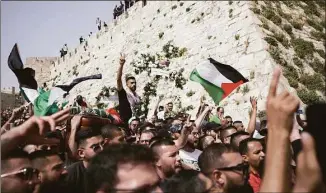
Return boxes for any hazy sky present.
[1,1,117,89]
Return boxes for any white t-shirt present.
[179,149,202,171]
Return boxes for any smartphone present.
[305,103,326,183]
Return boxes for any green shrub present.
[196,17,200,22]
[293,57,303,67]
[158,32,164,39]
[179,47,188,57]
[300,74,324,91]
[250,71,255,79]
[307,19,323,32]
[291,38,315,59]
[164,13,166,17]
[290,20,303,30]
[262,9,282,25]
[320,19,326,28]
[235,34,240,40]
[269,46,281,63]
[186,90,195,97]
[186,7,191,12]
[303,1,320,17]
[309,58,325,75]
[191,19,195,23]
[277,8,292,20]
[283,24,293,35]
[180,2,184,6]
[284,65,299,80]
[229,1,233,5]
[251,7,261,14]
[229,9,233,14]
[157,9,160,14]
[242,85,250,94]
[147,44,150,48]
[288,77,299,88]
[201,12,204,17]
[316,49,325,59]
[297,89,322,105]
[208,35,212,40]
[274,33,289,48]
[171,5,177,10]
[315,0,326,8]
[310,31,325,41]
[264,37,278,46]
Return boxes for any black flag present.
[8,44,38,89]
[55,74,102,92]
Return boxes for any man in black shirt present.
[65,129,104,193]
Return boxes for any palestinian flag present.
[34,74,102,116]
[8,44,39,103]
[190,58,248,104]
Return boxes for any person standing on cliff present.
[96,17,101,31]
[62,44,68,56]
[116,54,140,123]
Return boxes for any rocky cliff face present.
[42,1,324,125]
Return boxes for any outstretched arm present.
[153,95,163,116]
[247,97,257,136]
[117,54,126,91]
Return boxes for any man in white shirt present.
[179,124,202,171]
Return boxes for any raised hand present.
[293,132,323,193]
[119,53,126,65]
[266,67,300,133]
[70,115,82,130]
[250,96,258,110]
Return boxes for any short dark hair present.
[1,149,30,173]
[139,122,155,134]
[204,122,222,132]
[87,144,155,193]
[219,126,237,139]
[140,129,156,137]
[230,131,250,150]
[161,170,208,193]
[225,115,232,119]
[216,107,223,112]
[239,138,262,155]
[29,150,61,170]
[76,128,101,148]
[150,138,175,159]
[233,120,243,125]
[101,124,122,140]
[125,76,135,82]
[198,143,237,174]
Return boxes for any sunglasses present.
[1,168,39,181]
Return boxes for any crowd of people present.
[1,53,324,193]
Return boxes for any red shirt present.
[249,172,262,193]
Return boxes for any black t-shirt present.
[117,88,132,126]
[65,161,89,193]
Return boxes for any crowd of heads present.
[1,52,324,193]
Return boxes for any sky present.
[1,1,117,89]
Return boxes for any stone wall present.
[25,57,58,86]
[40,1,324,125]
[1,87,24,109]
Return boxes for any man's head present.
[76,129,104,163]
[225,116,233,127]
[140,130,156,146]
[216,107,224,116]
[187,125,200,148]
[167,102,173,111]
[162,170,213,193]
[76,95,83,103]
[126,76,136,92]
[1,149,39,193]
[204,122,221,138]
[198,144,249,193]
[87,144,161,193]
[150,138,181,180]
[128,117,140,133]
[101,124,125,145]
[219,126,237,144]
[29,150,67,193]
[239,138,265,173]
[233,121,245,131]
[230,131,250,151]
[198,135,215,151]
